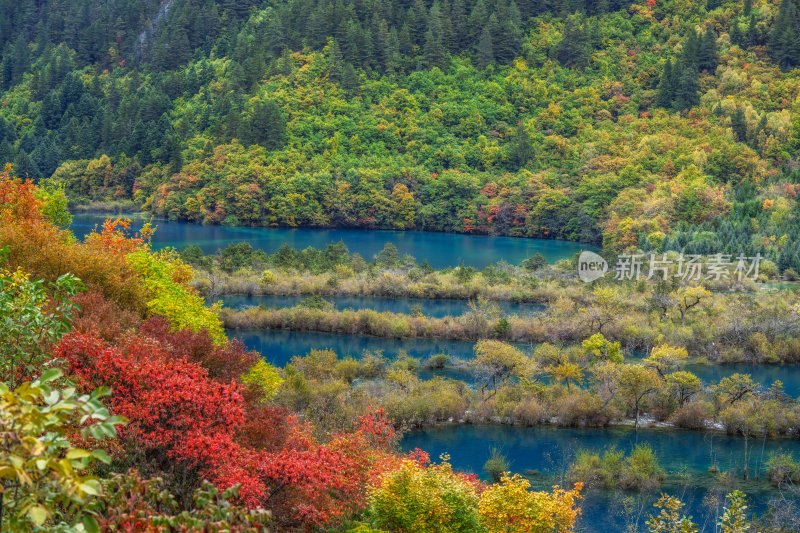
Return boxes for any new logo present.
[578,251,608,282]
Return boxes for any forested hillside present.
[4,0,800,269]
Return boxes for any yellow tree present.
[581,333,623,364]
[713,374,757,405]
[470,340,526,401]
[618,365,661,429]
[718,491,751,533]
[0,370,124,531]
[671,286,711,326]
[583,286,623,334]
[667,371,702,407]
[368,457,482,533]
[478,473,582,533]
[391,183,416,229]
[644,344,689,378]
[646,494,698,533]
[241,360,284,401]
[549,362,585,392]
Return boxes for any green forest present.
[4,0,800,270]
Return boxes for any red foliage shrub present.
[236,402,290,451]
[71,290,142,342]
[138,316,259,383]
[57,331,404,530]
[261,409,401,529]
[56,332,268,503]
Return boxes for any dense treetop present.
[3,0,800,272]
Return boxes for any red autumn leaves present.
[56,326,399,528]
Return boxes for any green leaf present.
[80,481,101,496]
[28,505,49,526]
[82,515,100,533]
[91,449,112,464]
[66,449,91,460]
[39,368,63,383]
[91,385,112,399]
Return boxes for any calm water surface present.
[402,424,800,532]
[226,328,528,368]
[231,329,800,396]
[218,294,545,318]
[70,213,594,268]
[685,363,800,399]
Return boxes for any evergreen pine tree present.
[656,59,675,108]
[167,135,183,175]
[399,23,414,56]
[743,0,752,15]
[341,62,359,93]
[769,0,800,69]
[280,48,293,76]
[409,0,428,46]
[238,99,285,150]
[698,26,718,72]
[467,0,490,45]
[681,30,701,70]
[673,60,699,110]
[493,7,522,64]
[362,30,376,70]
[11,33,29,85]
[757,113,768,136]
[477,26,494,69]
[510,121,534,170]
[384,28,402,74]
[746,14,758,47]
[423,28,445,69]
[450,0,468,49]
[730,108,748,142]
[730,20,743,46]
[508,1,522,28]
[328,39,344,81]
[554,15,589,68]
[422,3,446,69]
[13,149,41,180]
[439,0,455,52]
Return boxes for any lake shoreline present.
[70,209,605,245]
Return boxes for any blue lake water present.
[217,294,545,318]
[684,363,800,399]
[69,213,594,268]
[230,329,800,396]
[226,328,522,369]
[401,424,800,532]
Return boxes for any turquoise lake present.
[70,212,594,268]
[69,212,800,531]
[229,329,800,397]
[226,328,513,369]
[401,424,800,532]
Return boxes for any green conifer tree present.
[730,108,748,142]
[656,59,675,109]
[477,26,494,69]
[698,26,718,72]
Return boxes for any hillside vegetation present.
[3,1,800,270]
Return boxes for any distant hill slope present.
[3,0,800,272]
